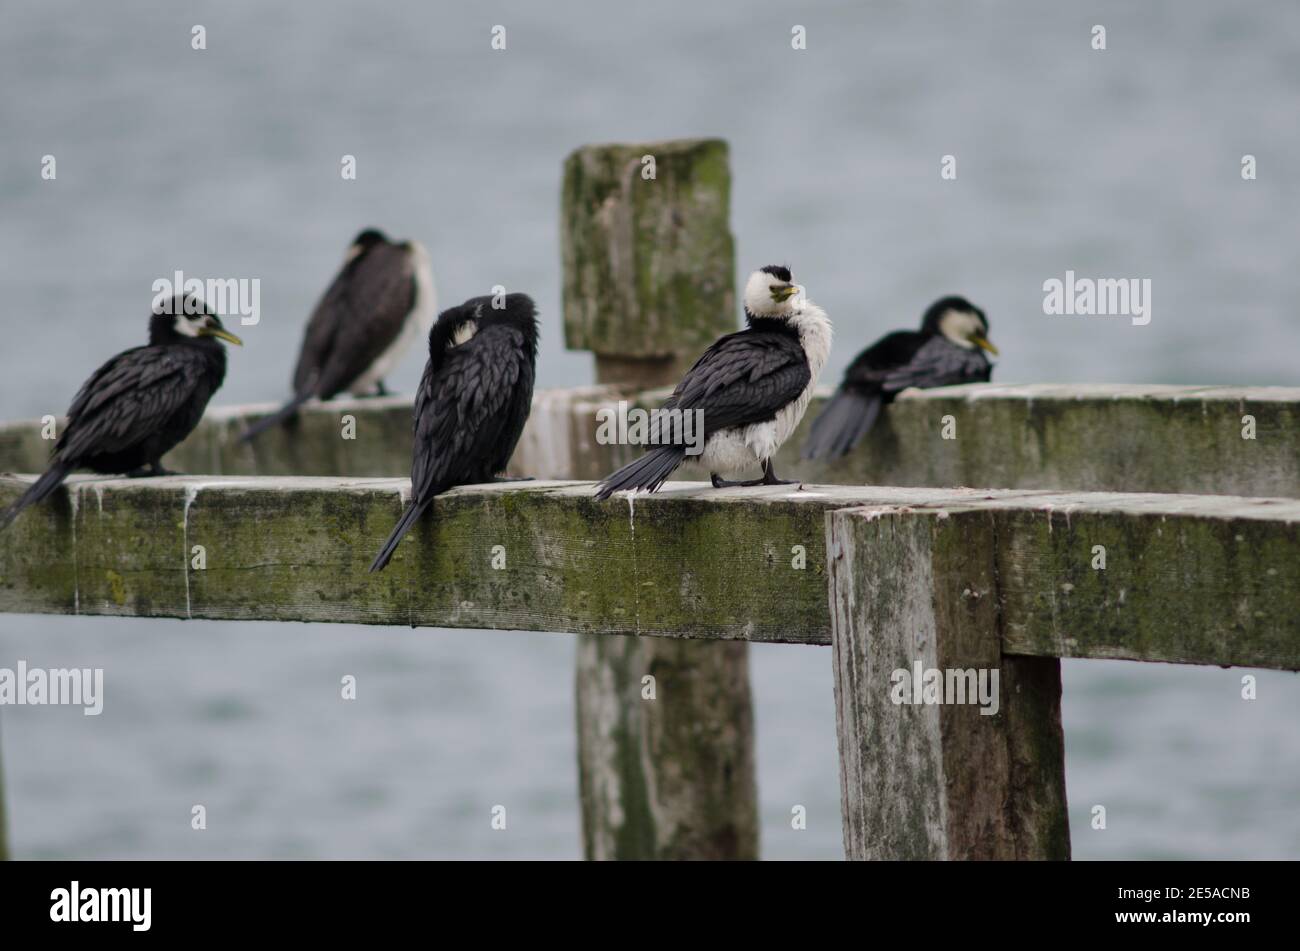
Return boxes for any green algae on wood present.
[576,634,758,860]
[561,138,736,386]
[3,384,1297,497]
[2,476,1298,670]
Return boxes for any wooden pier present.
[0,137,1296,860]
[1,473,1297,859]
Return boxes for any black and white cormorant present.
[801,295,996,460]
[369,293,539,573]
[1,294,242,529]
[239,229,435,443]
[595,265,833,499]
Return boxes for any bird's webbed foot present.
[127,462,180,478]
[710,473,765,488]
[371,381,391,397]
[761,459,800,486]
[759,462,800,491]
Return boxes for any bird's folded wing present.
[668,331,811,436]
[880,335,986,393]
[58,348,199,458]
[301,243,416,397]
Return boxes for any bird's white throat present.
[938,308,983,349]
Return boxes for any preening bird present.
[595,265,833,499]
[239,229,435,443]
[369,293,539,573]
[1,294,242,530]
[801,295,996,460]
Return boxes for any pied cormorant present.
[2,294,242,529]
[369,293,539,573]
[239,228,435,443]
[801,295,996,460]
[595,264,833,498]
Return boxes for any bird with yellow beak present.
[1,294,242,529]
[802,295,997,460]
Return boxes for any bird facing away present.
[801,295,996,460]
[595,265,833,499]
[2,294,242,530]
[369,293,539,573]
[238,229,435,443]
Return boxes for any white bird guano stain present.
[182,483,201,619]
[69,484,80,614]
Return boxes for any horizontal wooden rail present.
[1,476,1296,669]
[2,384,1296,496]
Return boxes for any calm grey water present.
[1,1,1297,859]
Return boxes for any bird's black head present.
[352,229,389,248]
[149,294,244,348]
[429,292,539,357]
[919,296,997,355]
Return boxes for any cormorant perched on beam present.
[801,295,997,460]
[595,264,833,498]
[239,229,435,443]
[1,294,242,529]
[369,293,539,573]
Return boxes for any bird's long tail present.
[369,496,433,573]
[594,446,686,501]
[237,392,312,444]
[801,388,882,460]
[1,460,73,531]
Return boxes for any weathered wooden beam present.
[2,477,1297,670]
[0,389,625,482]
[4,384,1294,496]
[792,383,1300,498]
[828,505,1070,859]
[0,477,868,639]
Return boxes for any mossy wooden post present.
[827,506,1071,859]
[562,138,735,389]
[563,138,757,859]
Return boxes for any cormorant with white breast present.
[801,295,996,460]
[595,265,833,498]
[239,229,435,443]
[2,294,242,529]
[369,292,539,573]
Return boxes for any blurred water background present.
[0,1,1297,859]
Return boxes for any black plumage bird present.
[801,295,997,460]
[369,293,539,573]
[2,294,242,530]
[239,229,435,443]
[595,265,833,499]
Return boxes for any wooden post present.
[562,137,758,859]
[826,506,1071,860]
[562,138,736,388]
[575,636,759,859]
